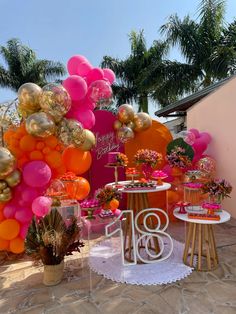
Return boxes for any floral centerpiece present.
[134,149,162,180]
[166,138,194,171]
[201,178,232,204]
[116,153,128,166]
[95,186,122,213]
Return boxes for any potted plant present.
[201,178,232,205]
[25,208,84,286]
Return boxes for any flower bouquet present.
[166,138,194,171]
[116,153,128,166]
[134,149,162,180]
[201,178,232,205]
[95,186,122,217]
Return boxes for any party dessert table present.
[174,207,231,271]
[107,181,171,263]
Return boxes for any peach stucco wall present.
[187,76,236,218]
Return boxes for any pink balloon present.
[23,161,52,188]
[78,97,96,110]
[161,165,174,183]
[63,75,88,101]
[103,68,116,84]
[199,132,212,145]
[189,128,200,139]
[86,68,104,86]
[87,80,112,106]
[192,138,207,154]
[15,208,33,223]
[113,208,122,218]
[66,107,95,129]
[77,62,93,77]
[19,223,30,239]
[67,55,88,75]
[32,196,52,217]
[21,187,39,204]
[3,203,18,218]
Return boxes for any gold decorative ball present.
[117,104,135,123]
[79,129,96,151]
[5,169,21,187]
[0,147,16,179]
[18,83,42,117]
[26,112,56,137]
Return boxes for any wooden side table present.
[174,208,231,271]
[107,181,171,263]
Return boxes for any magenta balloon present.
[189,128,200,139]
[77,62,93,77]
[78,97,96,110]
[192,139,207,154]
[67,55,88,75]
[103,68,116,84]
[199,132,212,145]
[32,196,52,217]
[21,187,39,204]
[77,109,95,129]
[3,203,18,218]
[63,75,88,101]
[15,208,33,223]
[23,161,52,188]
[19,223,29,239]
[86,68,104,86]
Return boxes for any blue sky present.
[1,0,236,104]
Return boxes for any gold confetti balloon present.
[196,157,216,178]
[26,112,56,137]
[133,112,152,132]
[40,83,71,122]
[126,121,135,130]
[18,83,42,118]
[0,147,16,179]
[113,120,122,130]
[117,104,135,123]
[79,129,96,151]
[57,118,85,148]
[117,126,134,143]
[5,169,21,187]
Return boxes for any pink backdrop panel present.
[88,110,126,195]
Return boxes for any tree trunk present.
[138,93,149,113]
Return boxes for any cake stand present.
[105,164,124,185]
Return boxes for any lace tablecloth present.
[89,238,193,285]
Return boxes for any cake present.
[108,152,120,165]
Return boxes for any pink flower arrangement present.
[95,186,122,205]
[134,149,162,168]
[166,146,192,169]
[201,178,232,200]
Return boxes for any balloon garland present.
[114,104,152,143]
[0,54,116,254]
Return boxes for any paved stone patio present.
[0,219,236,314]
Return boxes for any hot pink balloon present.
[3,203,18,218]
[66,106,95,129]
[103,68,116,84]
[15,208,33,223]
[87,80,112,107]
[67,55,88,75]
[21,186,39,204]
[23,161,52,188]
[32,196,52,217]
[19,223,30,239]
[86,68,104,85]
[189,128,200,139]
[192,138,207,154]
[200,132,212,145]
[63,75,87,101]
[77,62,93,77]
[162,165,174,183]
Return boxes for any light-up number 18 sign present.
[105,208,173,266]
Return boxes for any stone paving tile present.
[0,218,236,313]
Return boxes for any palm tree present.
[160,0,236,88]
[0,38,66,92]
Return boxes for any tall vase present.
[141,163,153,181]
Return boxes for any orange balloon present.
[18,156,29,168]
[109,199,119,211]
[0,237,9,251]
[0,209,5,222]
[42,147,51,155]
[55,165,67,176]
[36,142,45,150]
[62,147,92,175]
[75,177,90,200]
[9,138,19,148]
[45,151,62,168]
[0,219,20,240]
[9,146,24,158]
[46,136,58,149]
[3,129,15,142]
[9,237,24,254]
[19,135,36,152]
[29,150,44,160]
[18,123,27,136]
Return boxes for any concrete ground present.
[0,219,236,314]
